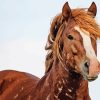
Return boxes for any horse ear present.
[62,2,72,21]
[88,2,97,17]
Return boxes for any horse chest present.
[53,79,78,100]
[44,76,90,100]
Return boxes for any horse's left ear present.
[62,2,72,21]
[88,2,97,17]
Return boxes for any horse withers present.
[0,2,100,100]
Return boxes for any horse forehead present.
[74,26,96,58]
[74,26,90,39]
[74,26,91,45]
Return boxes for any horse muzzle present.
[82,58,100,82]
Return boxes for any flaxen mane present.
[45,8,100,73]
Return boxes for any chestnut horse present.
[0,2,100,100]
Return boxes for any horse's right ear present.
[62,2,72,21]
[88,2,97,17]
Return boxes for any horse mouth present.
[87,76,98,82]
[83,74,98,82]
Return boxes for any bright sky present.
[0,0,100,99]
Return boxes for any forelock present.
[72,9,100,37]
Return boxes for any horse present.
[0,2,100,100]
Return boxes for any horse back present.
[0,70,39,100]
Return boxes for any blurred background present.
[0,0,100,99]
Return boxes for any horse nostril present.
[84,61,90,68]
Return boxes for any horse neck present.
[32,59,90,100]
[45,59,90,99]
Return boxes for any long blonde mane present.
[45,8,100,73]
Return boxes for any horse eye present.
[67,35,73,40]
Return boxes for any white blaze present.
[75,26,97,59]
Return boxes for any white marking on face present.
[74,26,97,59]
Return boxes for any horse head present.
[45,2,100,81]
